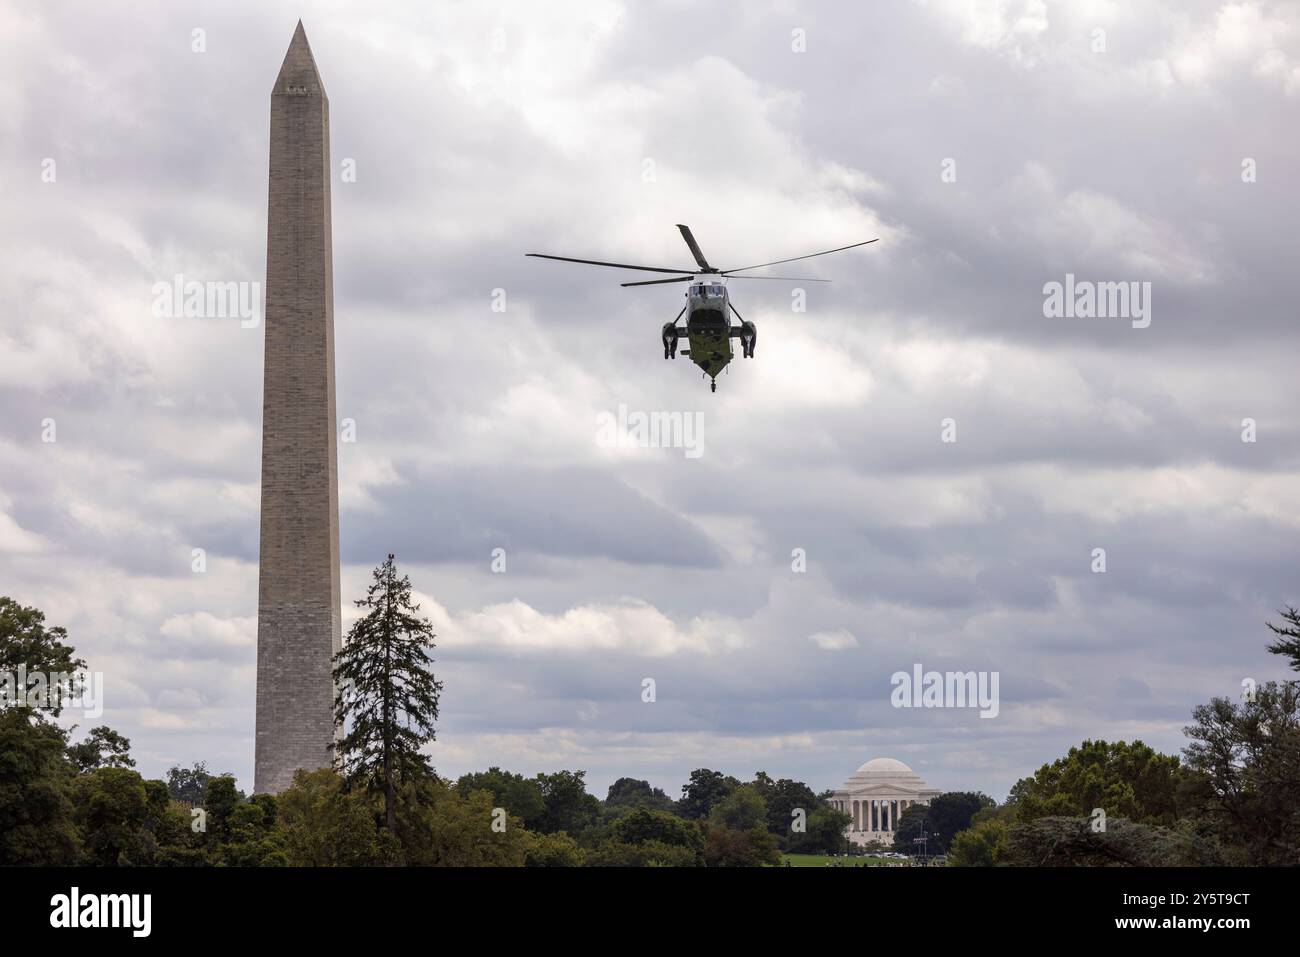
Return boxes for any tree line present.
[1,559,1297,866]
[900,607,1300,866]
[0,561,850,867]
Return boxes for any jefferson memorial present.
[826,758,940,847]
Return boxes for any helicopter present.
[527,224,877,392]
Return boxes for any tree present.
[678,768,740,820]
[202,774,244,844]
[67,725,135,773]
[613,808,704,857]
[525,830,586,867]
[534,770,601,835]
[0,708,79,864]
[1266,605,1300,672]
[1172,609,1300,865]
[1011,740,1184,826]
[219,798,287,867]
[892,802,929,854]
[1,595,85,722]
[786,806,852,855]
[72,767,150,866]
[0,597,85,719]
[394,777,531,866]
[278,768,396,867]
[703,785,780,866]
[587,838,701,867]
[605,777,675,813]
[456,767,546,828]
[948,819,1009,866]
[703,823,780,867]
[333,554,444,836]
[579,807,706,867]
[708,784,766,831]
[1182,680,1300,865]
[166,762,211,805]
[1006,816,1227,866]
[750,772,819,840]
[922,792,995,853]
[142,782,207,867]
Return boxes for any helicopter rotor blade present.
[621,275,695,288]
[525,253,696,275]
[721,238,878,275]
[724,275,831,282]
[676,224,713,272]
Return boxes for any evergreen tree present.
[1266,605,1300,673]
[1182,680,1300,865]
[332,554,443,835]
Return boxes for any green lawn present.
[781,853,902,867]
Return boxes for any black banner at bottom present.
[0,865,1282,942]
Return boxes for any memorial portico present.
[826,758,940,847]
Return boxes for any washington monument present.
[254,22,341,794]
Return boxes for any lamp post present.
[913,828,931,865]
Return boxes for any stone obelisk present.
[254,21,342,794]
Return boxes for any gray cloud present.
[1,0,1297,801]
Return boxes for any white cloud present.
[1008,162,1216,281]
[916,0,1051,65]
[159,612,256,656]
[431,595,746,656]
[809,628,859,650]
[1167,2,1300,95]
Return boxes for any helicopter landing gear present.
[728,305,757,359]
[662,314,684,360]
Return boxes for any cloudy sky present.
[2,0,1298,801]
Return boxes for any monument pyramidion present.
[254,22,342,794]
